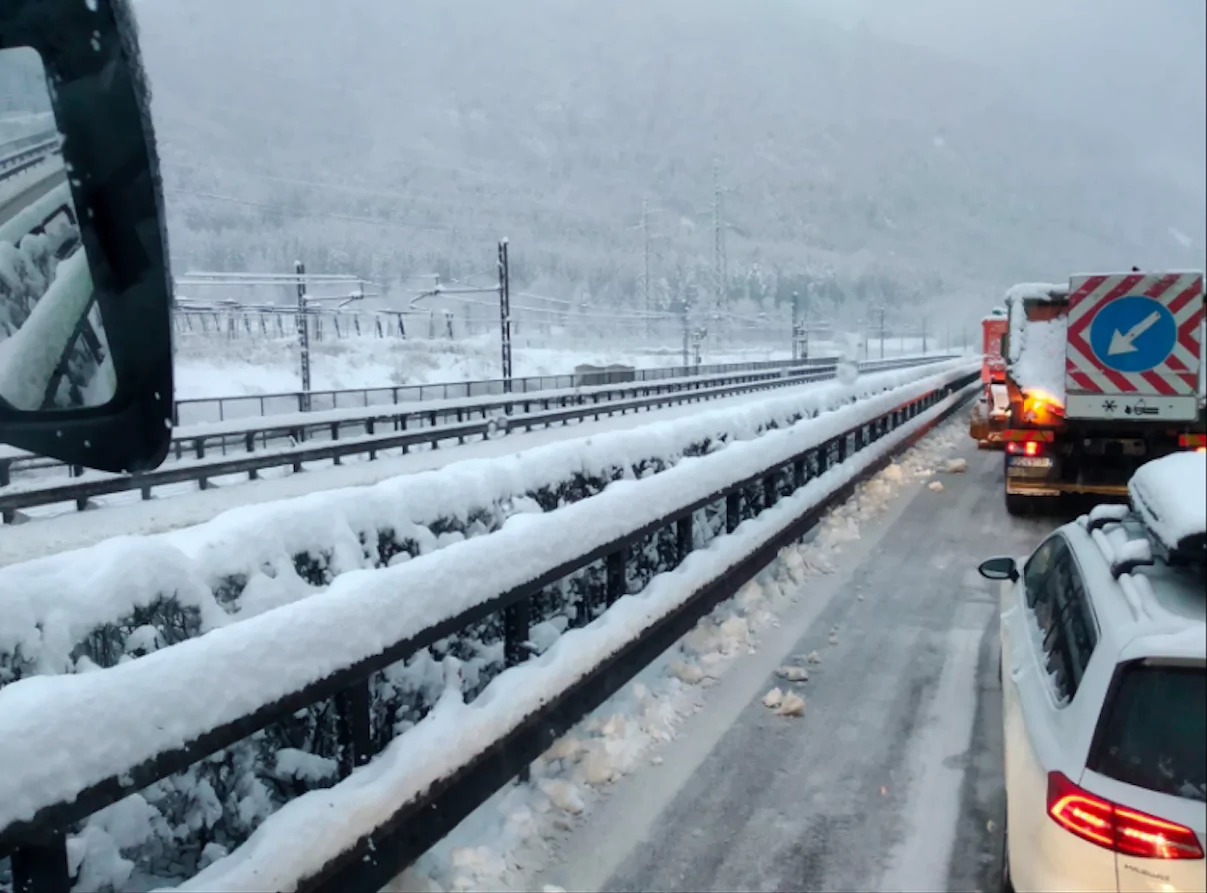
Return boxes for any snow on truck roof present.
[1005,283,1068,402]
[1004,281,1068,306]
[1129,451,1207,558]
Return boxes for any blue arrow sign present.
[1088,294,1177,374]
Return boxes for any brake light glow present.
[1047,772,1205,860]
[1178,434,1206,451]
[1006,440,1044,457]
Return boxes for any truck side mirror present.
[0,0,174,473]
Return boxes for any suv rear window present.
[1089,663,1206,802]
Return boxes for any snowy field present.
[172,332,939,400]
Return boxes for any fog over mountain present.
[132,0,1205,326]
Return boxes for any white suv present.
[979,452,1206,893]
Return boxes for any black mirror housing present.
[0,0,173,473]
[978,556,1019,582]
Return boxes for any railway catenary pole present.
[295,260,312,411]
[497,239,513,394]
[791,291,800,362]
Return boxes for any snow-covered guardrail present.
[0,360,980,893]
[0,355,952,522]
[0,358,968,670]
[0,133,59,182]
[169,355,843,427]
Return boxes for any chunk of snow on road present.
[537,780,584,815]
[669,660,705,684]
[928,481,945,492]
[805,650,822,664]
[777,692,806,717]
[543,737,585,764]
[943,458,968,474]
[775,665,809,682]
[762,687,784,709]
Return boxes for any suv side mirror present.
[978,556,1019,582]
[0,0,173,473]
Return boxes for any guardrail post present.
[793,457,806,490]
[725,493,740,534]
[503,598,531,669]
[606,548,627,606]
[762,472,777,508]
[676,513,693,562]
[11,835,69,893]
[330,424,342,466]
[335,679,373,777]
[0,458,9,487]
[503,590,532,782]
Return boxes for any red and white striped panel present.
[1065,271,1204,398]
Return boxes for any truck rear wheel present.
[1005,492,1033,516]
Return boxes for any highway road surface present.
[533,435,1058,893]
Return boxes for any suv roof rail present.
[1084,507,1160,580]
[1110,538,1156,579]
[1085,504,1129,534]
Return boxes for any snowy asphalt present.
[537,439,1057,893]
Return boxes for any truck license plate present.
[1009,456,1053,468]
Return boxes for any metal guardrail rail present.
[0,355,954,522]
[0,365,981,893]
[0,131,60,182]
[171,355,839,425]
[0,359,857,485]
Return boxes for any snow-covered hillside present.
[135,0,1204,323]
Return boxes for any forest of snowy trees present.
[14,0,1201,336]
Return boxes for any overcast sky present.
[800,0,1206,196]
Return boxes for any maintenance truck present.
[968,306,1010,447]
[1000,271,1207,515]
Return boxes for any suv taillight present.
[1178,434,1206,452]
[1047,772,1204,860]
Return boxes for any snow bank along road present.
[418,425,1058,893]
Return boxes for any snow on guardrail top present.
[1129,451,1207,555]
